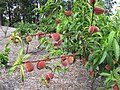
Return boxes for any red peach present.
[52,33,60,41]
[105,64,110,70]
[94,7,105,15]
[49,73,54,79]
[47,34,52,38]
[88,26,99,33]
[90,70,95,76]
[53,42,58,46]
[24,61,34,72]
[36,31,43,38]
[37,61,46,69]
[54,45,59,50]
[112,84,119,90]
[55,21,60,25]
[65,11,71,17]
[62,60,67,66]
[26,36,32,42]
[58,40,61,45]
[45,73,54,80]
[45,74,50,80]
[67,54,74,64]
[61,55,66,61]
[81,58,87,64]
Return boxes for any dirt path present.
[0,27,103,90]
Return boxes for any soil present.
[0,26,104,90]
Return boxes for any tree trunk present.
[0,13,3,26]
[8,2,12,26]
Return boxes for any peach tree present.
[7,0,120,89]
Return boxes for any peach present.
[24,61,34,72]
[65,11,71,17]
[89,70,95,76]
[47,34,52,38]
[105,64,110,70]
[45,74,50,80]
[52,33,60,41]
[55,21,60,25]
[61,55,66,61]
[26,36,32,42]
[54,45,59,50]
[62,60,67,66]
[36,31,43,38]
[45,73,54,80]
[94,7,105,15]
[112,84,119,90]
[67,54,74,64]
[88,26,99,33]
[88,0,96,5]
[49,73,54,79]
[53,42,58,46]
[37,61,46,69]
[81,58,87,64]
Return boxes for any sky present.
[112,0,120,12]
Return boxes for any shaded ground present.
[0,26,104,90]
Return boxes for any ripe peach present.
[37,61,46,69]
[61,55,66,61]
[52,33,60,41]
[88,0,96,5]
[26,36,32,42]
[62,60,67,66]
[65,11,71,17]
[45,74,50,80]
[105,64,110,70]
[36,31,43,38]
[49,73,54,79]
[67,54,74,64]
[24,61,34,72]
[88,26,99,33]
[47,34,52,38]
[57,40,61,45]
[89,70,95,76]
[81,58,87,64]
[112,84,119,90]
[55,19,61,25]
[45,73,54,80]
[94,7,105,15]
[55,21,60,25]
[54,45,59,50]
[53,42,58,46]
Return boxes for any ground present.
[0,26,104,90]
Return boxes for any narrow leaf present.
[113,39,119,61]
[99,51,107,64]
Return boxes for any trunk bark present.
[8,2,12,26]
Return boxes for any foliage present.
[0,42,10,67]
[8,47,30,81]
[7,0,120,89]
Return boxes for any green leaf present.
[113,39,119,61]
[99,51,107,64]
[100,72,111,76]
[104,76,111,85]
[18,47,24,58]
[8,60,19,76]
[22,54,30,61]
[108,31,115,48]
[20,65,24,81]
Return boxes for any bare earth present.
[0,26,104,90]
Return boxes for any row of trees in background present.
[0,0,48,26]
[0,0,117,27]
